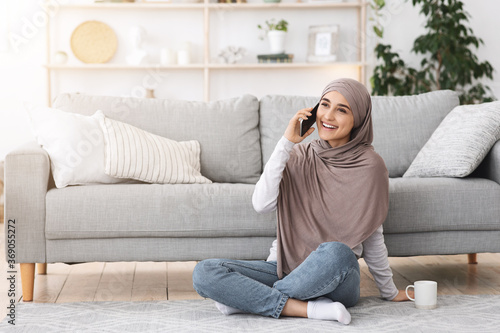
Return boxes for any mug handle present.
[405,285,415,301]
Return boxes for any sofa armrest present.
[4,141,50,263]
[472,140,500,185]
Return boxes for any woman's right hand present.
[284,107,316,144]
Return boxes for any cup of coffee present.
[405,280,437,309]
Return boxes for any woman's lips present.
[322,122,338,130]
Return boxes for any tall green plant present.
[371,0,494,104]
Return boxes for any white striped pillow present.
[94,110,212,184]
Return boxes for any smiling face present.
[315,91,355,148]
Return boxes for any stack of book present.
[257,53,294,63]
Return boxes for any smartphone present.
[299,103,319,137]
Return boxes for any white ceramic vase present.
[267,30,286,54]
[177,42,191,65]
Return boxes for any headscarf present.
[276,78,389,278]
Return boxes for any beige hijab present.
[276,78,389,278]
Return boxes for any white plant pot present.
[267,30,286,54]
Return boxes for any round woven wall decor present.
[71,21,117,64]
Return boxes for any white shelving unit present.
[45,0,367,104]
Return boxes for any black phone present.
[300,103,319,137]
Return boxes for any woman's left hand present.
[391,290,413,302]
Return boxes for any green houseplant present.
[258,19,289,54]
[370,0,494,104]
[257,19,289,36]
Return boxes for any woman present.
[192,78,410,325]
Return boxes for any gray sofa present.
[5,90,500,302]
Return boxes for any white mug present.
[406,280,437,309]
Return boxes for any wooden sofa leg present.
[467,253,478,264]
[37,263,47,275]
[20,263,35,302]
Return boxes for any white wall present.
[0,1,47,160]
[1,0,499,160]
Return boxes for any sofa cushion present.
[45,183,276,240]
[45,178,499,240]
[383,177,500,234]
[53,94,261,184]
[259,90,459,177]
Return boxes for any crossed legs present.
[192,241,360,322]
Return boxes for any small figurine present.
[218,46,246,64]
[126,26,149,65]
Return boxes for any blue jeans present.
[192,241,360,319]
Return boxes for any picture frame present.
[307,25,339,63]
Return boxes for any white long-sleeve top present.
[253,136,399,301]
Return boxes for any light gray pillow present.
[370,90,460,177]
[403,101,500,178]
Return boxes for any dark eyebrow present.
[321,98,351,110]
[337,103,351,110]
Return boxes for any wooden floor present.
[2,219,500,321]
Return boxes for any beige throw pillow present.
[95,111,212,184]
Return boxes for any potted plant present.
[258,19,289,54]
[370,0,494,104]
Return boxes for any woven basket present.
[71,21,118,64]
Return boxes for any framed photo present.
[307,25,339,63]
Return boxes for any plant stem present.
[436,50,442,90]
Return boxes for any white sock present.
[306,297,351,325]
[215,301,248,315]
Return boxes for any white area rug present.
[1,295,500,332]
